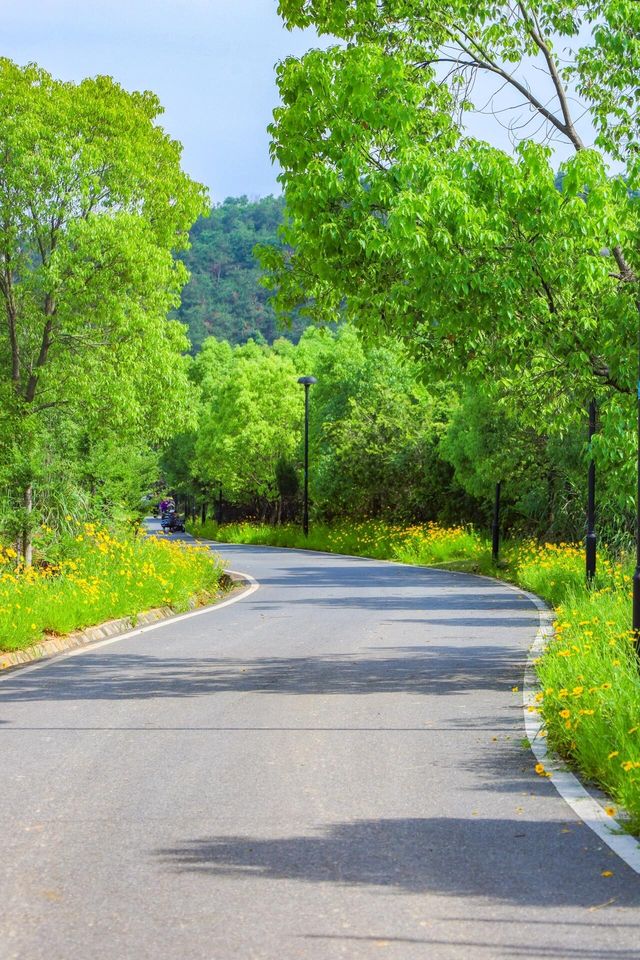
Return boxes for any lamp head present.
[297,376,318,386]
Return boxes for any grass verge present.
[0,523,224,652]
[190,517,640,832]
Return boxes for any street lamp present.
[297,375,317,537]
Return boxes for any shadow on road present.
[0,644,525,703]
[155,816,640,909]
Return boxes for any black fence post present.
[492,481,501,563]
[586,399,597,585]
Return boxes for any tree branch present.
[25,299,55,403]
[0,254,21,385]
[589,354,632,394]
[416,13,583,150]
[516,1,584,150]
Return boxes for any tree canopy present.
[166,326,618,540]
[264,0,640,469]
[0,59,207,557]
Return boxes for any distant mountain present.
[177,195,307,351]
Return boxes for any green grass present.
[0,522,224,652]
[191,518,490,565]
[190,516,640,831]
[535,587,640,827]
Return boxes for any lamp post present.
[586,399,597,585]
[492,481,501,564]
[297,375,317,537]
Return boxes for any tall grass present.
[191,518,489,565]
[0,523,224,652]
[190,517,640,830]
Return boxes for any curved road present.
[1,536,639,959]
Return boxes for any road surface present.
[1,534,639,959]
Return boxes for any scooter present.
[161,510,185,533]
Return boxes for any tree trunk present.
[22,483,33,567]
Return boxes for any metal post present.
[297,376,317,538]
[586,399,597,585]
[218,484,223,526]
[634,334,640,649]
[303,384,310,536]
[491,481,501,563]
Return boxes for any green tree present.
[179,327,485,527]
[177,195,310,351]
[439,384,584,536]
[264,2,640,484]
[0,59,207,559]
[169,324,633,539]
[193,338,303,515]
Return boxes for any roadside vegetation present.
[0,523,223,653]
[3,1,640,827]
[189,517,640,831]
[169,1,640,834]
[0,61,220,650]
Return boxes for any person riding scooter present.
[160,502,184,533]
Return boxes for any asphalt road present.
[1,532,639,960]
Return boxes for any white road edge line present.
[521,587,640,873]
[0,568,260,682]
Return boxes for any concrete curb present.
[0,573,244,673]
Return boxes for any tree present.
[177,195,310,350]
[193,338,303,515]
[439,383,587,536]
[178,326,487,527]
[265,2,640,465]
[0,59,208,559]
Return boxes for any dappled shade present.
[0,643,526,704]
[156,816,640,910]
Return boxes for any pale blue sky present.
[4,2,597,203]
[4,0,320,203]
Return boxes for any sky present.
[4,2,599,205]
[3,0,321,203]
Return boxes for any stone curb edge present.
[0,572,247,673]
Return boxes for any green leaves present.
[191,338,303,504]
[0,60,207,548]
[267,1,640,424]
[0,59,207,420]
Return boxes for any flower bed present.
[0,524,223,652]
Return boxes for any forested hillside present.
[177,195,307,351]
